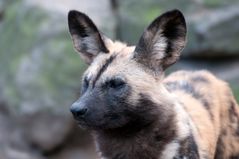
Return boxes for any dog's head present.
[68,10,187,130]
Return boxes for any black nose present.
[70,103,88,118]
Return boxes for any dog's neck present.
[93,98,199,159]
[93,112,177,159]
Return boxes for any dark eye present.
[108,78,125,89]
[81,78,89,93]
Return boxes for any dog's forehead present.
[84,45,136,79]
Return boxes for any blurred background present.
[0,0,239,159]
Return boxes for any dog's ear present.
[133,9,187,72]
[68,10,109,64]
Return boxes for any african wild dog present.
[68,9,239,159]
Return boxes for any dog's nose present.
[70,103,88,118]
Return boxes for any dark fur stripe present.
[191,76,209,84]
[229,155,239,159]
[228,101,239,136]
[214,139,225,159]
[92,55,116,87]
[165,81,213,119]
[174,135,200,159]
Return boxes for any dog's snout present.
[70,102,88,118]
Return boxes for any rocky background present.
[0,0,238,159]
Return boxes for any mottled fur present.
[68,10,239,159]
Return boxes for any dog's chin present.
[76,120,91,129]
[76,119,128,130]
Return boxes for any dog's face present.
[68,10,186,130]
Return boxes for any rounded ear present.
[133,9,187,72]
[68,10,110,64]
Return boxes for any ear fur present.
[133,9,187,72]
[68,10,109,64]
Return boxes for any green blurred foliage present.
[0,0,86,111]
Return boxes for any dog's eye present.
[108,78,125,89]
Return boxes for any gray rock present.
[116,0,202,44]
[116,0,239,57]
[184,6,239,57]
[0,1,81,153]
[47,125,97,159]
[0,148,44,159]
[22,111,74,152]
[25,0,116,38]
[0,102,44,159]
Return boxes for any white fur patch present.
[160,141,179,159]
[107,41,127,53]
[152,35,167,59]
[94,139,108,159]
[174,102,190,139]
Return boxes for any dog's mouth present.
[74,117,105,129]
[75,120,90,129]
[74,117,126,130]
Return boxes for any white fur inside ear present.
[81,36,101,55]
[152,33,168,60]
[72,33,106,57]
